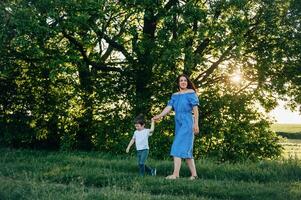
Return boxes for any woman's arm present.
[193,106,199,135]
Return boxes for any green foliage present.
[196,87,282,161]
[0,0,300,161]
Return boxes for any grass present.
[271,124,301,159]
[271,124,301,139]
[271,124,301,133]
[1,148,301,200]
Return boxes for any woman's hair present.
[134,114,145,125]
[176,74,197,91]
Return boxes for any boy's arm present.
[149,119,155,135]
[126,138,135,153]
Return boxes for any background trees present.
[1,0,300,161]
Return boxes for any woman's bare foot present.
[165,175,179,180]
[189,176,198,180]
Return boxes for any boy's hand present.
[126,147,130,153]
[152,115,161,121]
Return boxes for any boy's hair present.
[134,114,145,125]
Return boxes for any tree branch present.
[195,44,236,84]
[62,30,123,73]
[194,38,210,55]
[102,33,133,63]
[195,75,228,88]
[155,0,179,21]
[234,81,257,96]
[164,0,179,11]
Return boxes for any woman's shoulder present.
[185,89,196,94]
[173,89,196,95]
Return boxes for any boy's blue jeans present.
[137,149,152,176]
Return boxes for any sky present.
[269,101,301,124]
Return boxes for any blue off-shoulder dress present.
[167,91,199,159]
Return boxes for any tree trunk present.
[134,8,157,116]
[76,63,93,150]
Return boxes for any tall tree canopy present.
[0,0,300,161]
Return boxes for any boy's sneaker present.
[151,168,157,176]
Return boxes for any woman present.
[153,74,199,180]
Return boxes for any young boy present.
[126,115,156,176]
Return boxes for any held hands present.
[152,115,162,121]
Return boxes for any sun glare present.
[230,73,242,84]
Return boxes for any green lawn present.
[1,148,301,200]
[271,124,301,159]
[271,124,301,140]
[271,123,301,133]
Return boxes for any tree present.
[0,0,300,161]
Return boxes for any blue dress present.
[167,92,199,159]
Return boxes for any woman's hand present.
[193,124,199,135]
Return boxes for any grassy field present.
[1,148,301,200]
[271,124,301,159]
[271,124,301,139]
[271,124,301,133]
